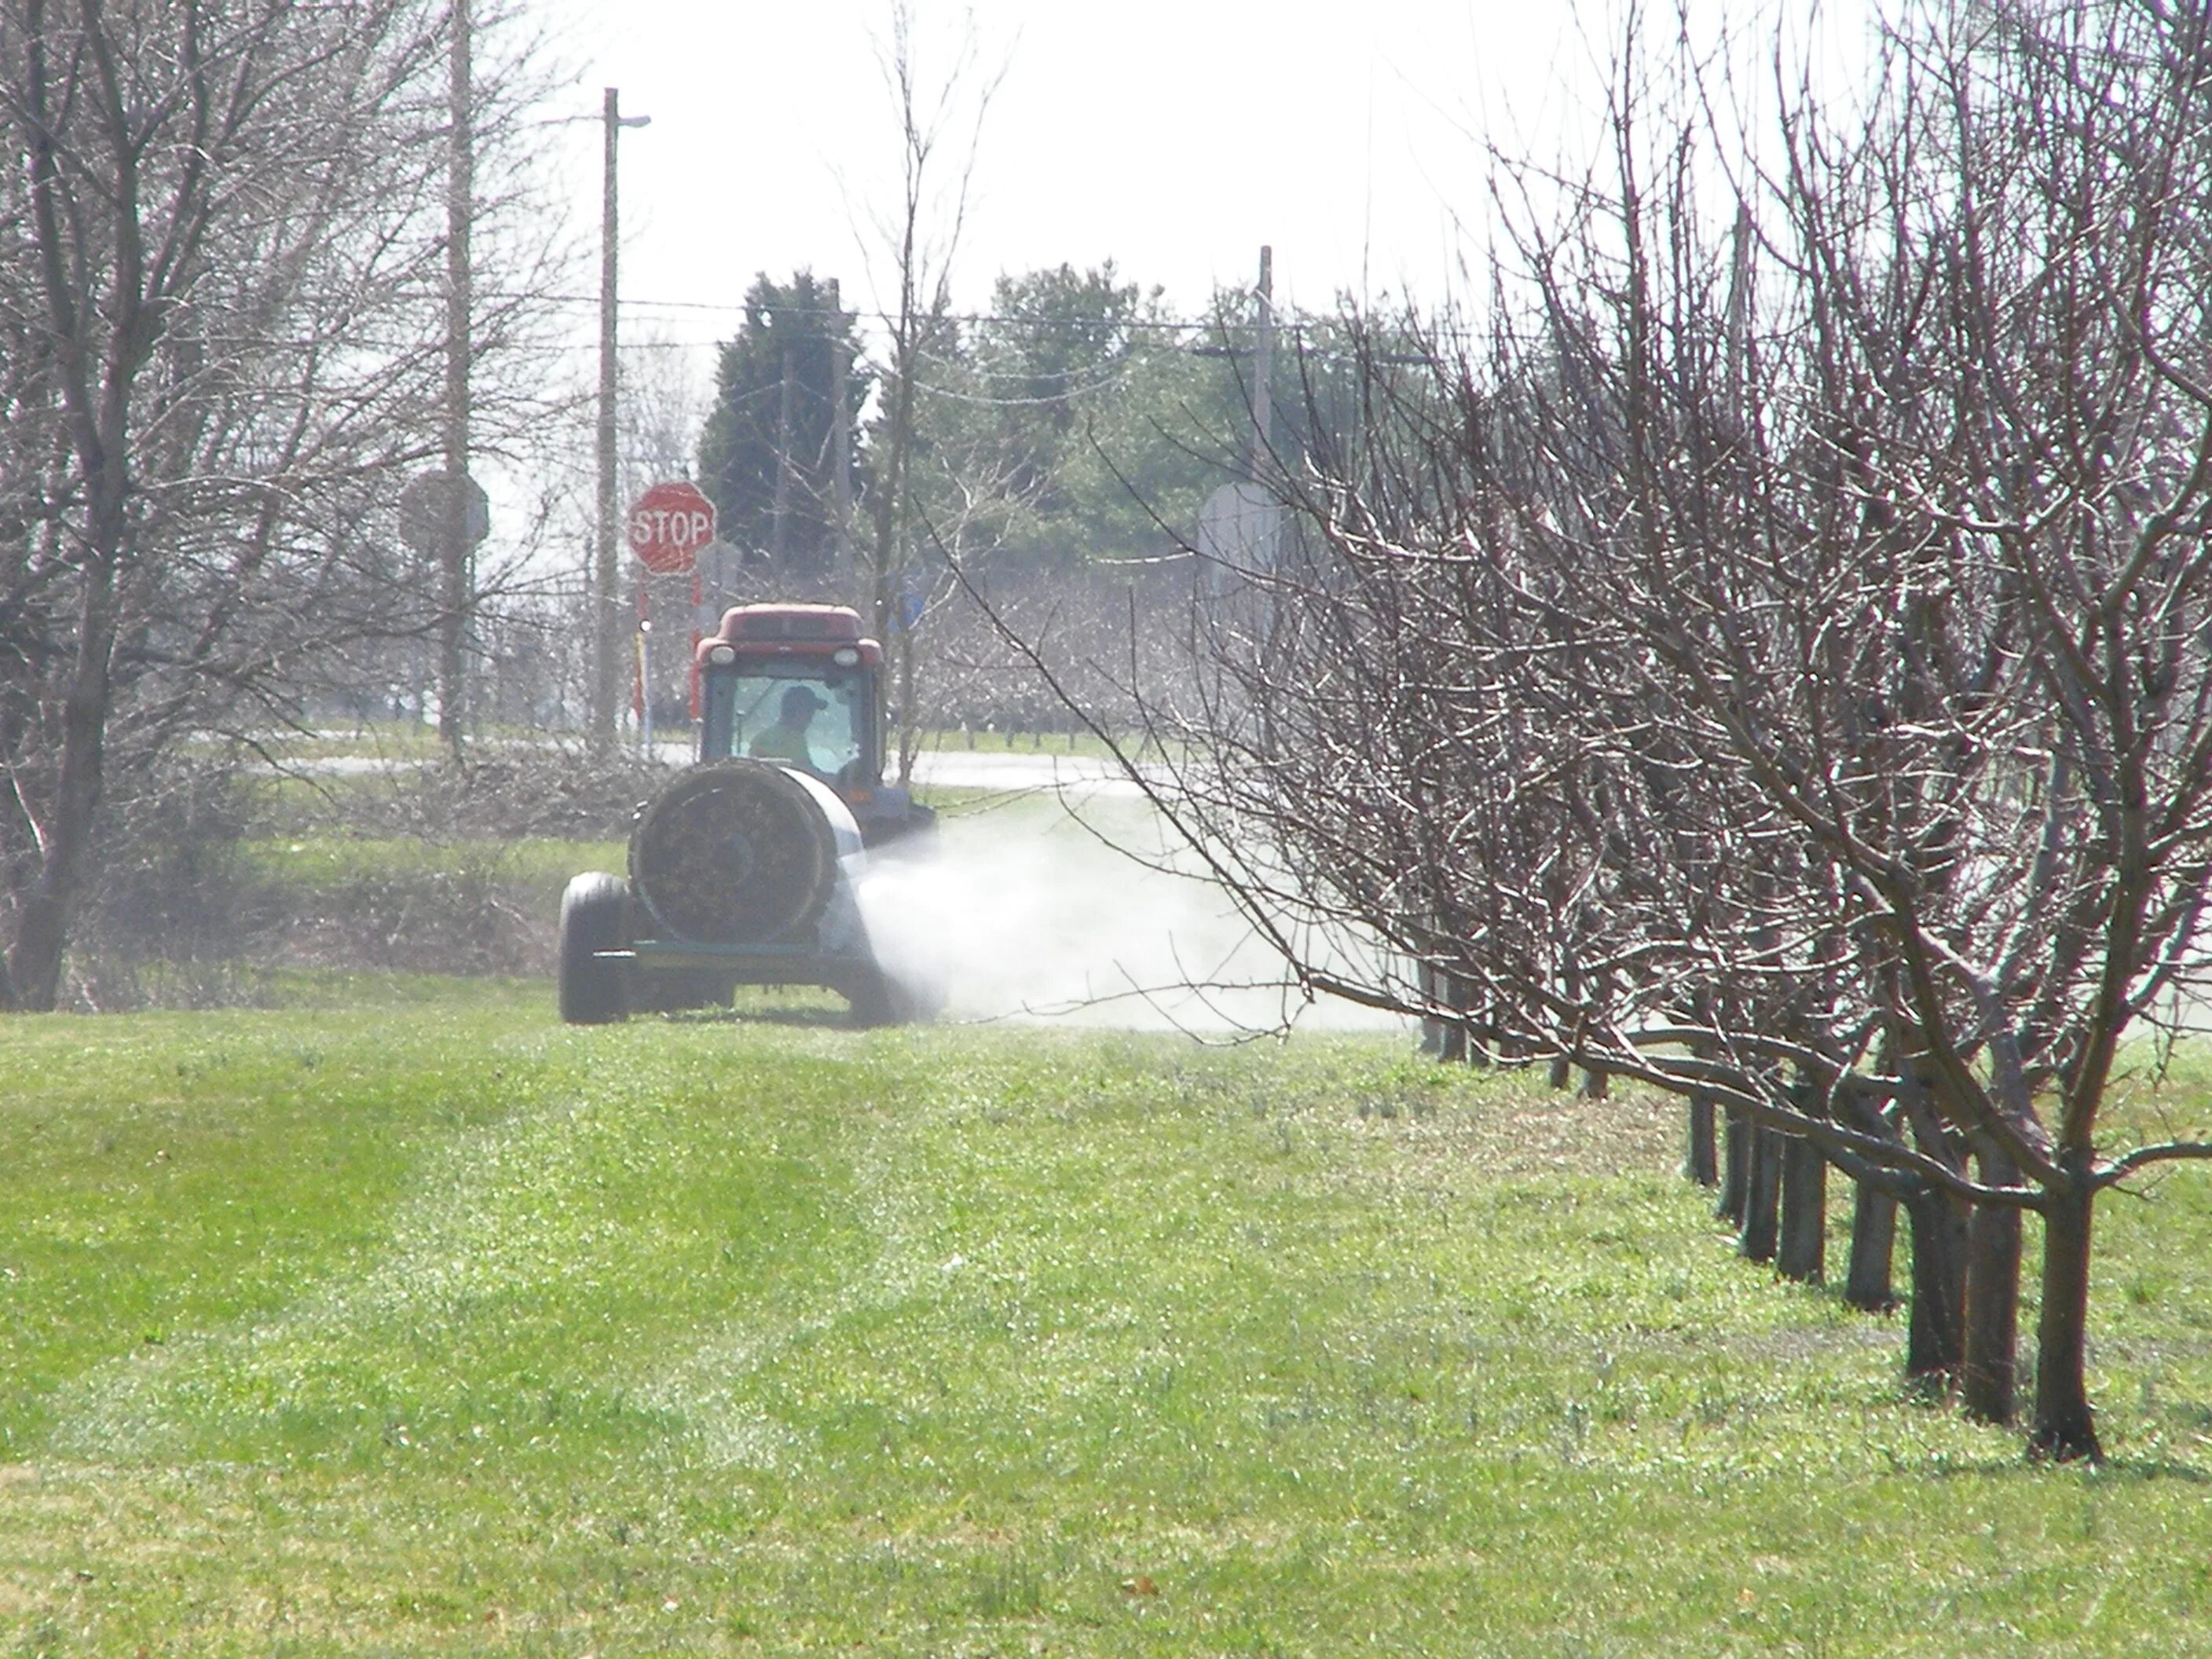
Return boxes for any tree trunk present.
[1740,1126,1781,1263]
[5,523,121,1012]
[1777,1135,1826,1283]
[2030,1166,2101,1462]
[1718,1108,1749,1225]
[1960,1149,2022,1425]
[13,59,135,1014]
[1684,1093,1717,1187]
[1464,997,1492,1068]
[1903,1185,1966,1386]
[1844,1182,1898,1312]
[1419,964,1467,1062]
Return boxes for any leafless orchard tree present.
[1017,0,2212,1463]
[0,0,568,1011]
[851,0,1006,779]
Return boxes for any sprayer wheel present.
[558,871,631,1024]
[846,966,899,1028]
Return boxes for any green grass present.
[240,834,628,899]
[234,720,569,764]
[2,989,2211,1654]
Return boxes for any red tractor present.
[557,603,939,1026]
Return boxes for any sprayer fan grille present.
[628,762,837,944]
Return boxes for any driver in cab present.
[748,684,833,778]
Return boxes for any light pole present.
[593,87,650,753]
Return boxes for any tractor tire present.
[846,966,899,1029]
[845,963,943,1029]
[558,871,631,1024]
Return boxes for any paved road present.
[277,739,1152,797]
[907,750,1148,797]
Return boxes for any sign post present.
[626,482,716,743]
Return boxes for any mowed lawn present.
[3,986,2211,1655]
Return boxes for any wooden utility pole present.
[1725,201,1752,419]
[592,88,622,752]
[592,90,649,751]
[438,0,472,756]
[1250,244,1273,482]
[771,337,796,574]
[829,278,854,593]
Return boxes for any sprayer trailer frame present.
[556,603,938,1028]
[596,938,881,998]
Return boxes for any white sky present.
[529,0,1632,347]
[478,0,1881,663]
[500,0,1876,542]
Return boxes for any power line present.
[492,290,1254,336]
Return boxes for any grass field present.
[240,834,629,906]
[4,983,2212,1656]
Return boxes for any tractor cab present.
[694,603,935,849]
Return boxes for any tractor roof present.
[699,603,882,666]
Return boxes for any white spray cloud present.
[857,781,1405,1035]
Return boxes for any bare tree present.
[1516,0,2212,1462]
[855,0,1005,779]
[0,0,565,1009]
[1026,0,2212,1463]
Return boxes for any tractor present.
[557,602,939,1027]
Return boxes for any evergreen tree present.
[697,271,869,577]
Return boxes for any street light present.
[594,89,650,753]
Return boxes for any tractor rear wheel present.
[558,872,631,1024]
[845,963,943,1028]
[846,967,896,1028]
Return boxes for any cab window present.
[704,665,866,781]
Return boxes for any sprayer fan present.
[628,762,839,945]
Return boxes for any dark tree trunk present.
[1718,1108,1749,1225]
[1960,1150,2022,1425]
[1740,1126,1781,1263]
[1777,1135,1826,1282]
[1419,964,1467,1062]
[1903,1185,1967,1386]
[1580,1065,1609,1099]
[4,536,119,1012]
[1684,1093,1718,1186]
[1489,1005,1522,1064]
[1460,983,1493,1067]
[2030,1166,2101,1462]
[1844,1182,1898,1312]
[1547,1052,1573,1090]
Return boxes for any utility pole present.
[438,0,472,756]
[592,87,649,753]
[1725,201,1752,424]
[1250,244,1274,482]
[829,278,855,595]
[771,336,795,576]
[1251,245,1277,573]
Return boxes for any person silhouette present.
[747,684,830,776]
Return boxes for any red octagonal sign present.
[627,480,716,575]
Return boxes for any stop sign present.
[627,480,716,574]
